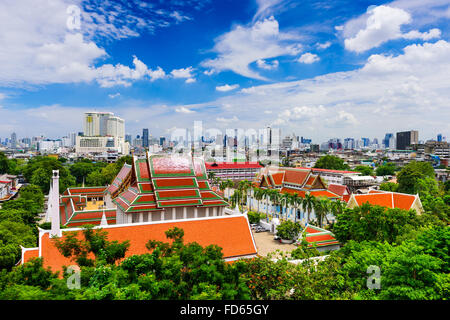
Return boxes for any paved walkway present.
[252,230,298,258]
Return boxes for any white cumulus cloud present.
[216,84,240,92]
[344,5,441,53]
[297,52,320,64]
[201,16,302,80]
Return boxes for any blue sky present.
[0,0,449,143]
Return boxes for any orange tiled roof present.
[22,248,39,263]
[309,190,340,199]
[352,191,416,210]
[269,172,284,186]
[25,216,257,272]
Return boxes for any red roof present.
[25,216,257,272]
[205,162,262,170]
[327,184,349,197]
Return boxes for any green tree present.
[354,165,374,176]
[85,170,106,186]
[375,163,397,176]
[53,225,130,267]
[0,152,9,174]
[0,220,37,269]
[379,182,399,192]
[69,161,97,185]
[314,155,350,170]
[101,164,118,185]
[332,203,421,244]
[397,161,435,194]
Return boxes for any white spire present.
[100,209,108,226]
[50,170,60,238]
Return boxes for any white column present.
[50,170,60,238]
[149,212,152,222]
[213,207,217,216]
[139,212,143,223]
[194,207,198,218]
[171,207,176,221]
[205,207,210,217]
[183,207,187,219]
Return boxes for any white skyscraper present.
[76,112,129,155]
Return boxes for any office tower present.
[77,112,129,155]
[10,132,17,149]
[83,112,124,138]
[396,130,418,150]
[142,128,149,148]
[437,133,442,142]
[344,138,355,150]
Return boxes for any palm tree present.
[269,189,281,218]
[302,193,316,224]
[290,193,302,223]
[253,187,264,213]
[314,197,330,228]
[262,188,270,221]
[280,192,291,221]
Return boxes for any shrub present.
[247,211,265,224]
[276,220,302,240]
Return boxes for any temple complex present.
[21,155,257,272]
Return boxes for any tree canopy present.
[314,155,350,170]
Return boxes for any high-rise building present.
[396,130,418,150]
[383,133,394,149]
[142,129,149,148]
[361,138,370,147]
[344,138,355,150]
[76,112,129,155]
[437,133,442,142]
[83,112,124,138]
[70,132,77,147]
[160,136,166,147]
[10,132,17,149]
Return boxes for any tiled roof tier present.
[152,177,198,189]
[112,155,228,214]
[259,166,339,199]
[149,155,195,177]
[23,215,257,272]
[303,225,339,248]
[107,164,132,194]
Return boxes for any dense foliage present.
[276,220,302,240]
[0,184,44,270]
[314,155,350,170]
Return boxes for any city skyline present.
[0,0,449,141]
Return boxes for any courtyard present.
[251,230,298,258]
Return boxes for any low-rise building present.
[205,161,263,181]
